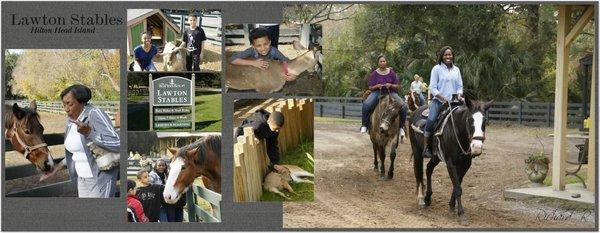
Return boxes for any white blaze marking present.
[471,112,485,155]
[472,112,484,138]
[163,157,184,203]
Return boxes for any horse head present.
[378,96,403,134]
[461,97,493,156]
[5,101,54,172]
[163,135,221,204]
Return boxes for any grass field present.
[260,138,314,202]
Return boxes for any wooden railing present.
[233,99,314,202]
[186,184,222,222]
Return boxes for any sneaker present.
[360,126,367,134]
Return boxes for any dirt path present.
[283,120,594,229]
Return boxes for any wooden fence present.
[5,133,76,197]
[233,99,314,202]
[165,11,222,46]
[186,183,222,222]
[13,100,119,122]
[225,24,302,46]
[314,97,586,128]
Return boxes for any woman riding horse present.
[360,55,408,134]
[422,46,464,158]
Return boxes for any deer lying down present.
[263,165,314,200]
[226,50,317,93]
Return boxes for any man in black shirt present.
[180,14,207,71]
[235,109,285,173]
[135,170,164,222]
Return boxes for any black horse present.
[408,97,491,225]
[369,94,403,180]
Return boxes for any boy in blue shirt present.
[230,27,295,81]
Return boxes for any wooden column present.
[587,18,596,192]
[552,5,571,191]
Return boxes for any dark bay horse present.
[5,101,55,172]
[163,134,221,204]
[408,98,491,225]
[369,95,403,180]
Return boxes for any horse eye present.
[181,165,186,170]
[24,129,31,134]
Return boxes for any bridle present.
[8,122,47,159]
[449,107,486,157]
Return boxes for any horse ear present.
[482,100,494,112]
[186,147,198,159]
[29,100,37,112]
[167,147,179,158]
[12,103,25,119]
[464,95,475,111]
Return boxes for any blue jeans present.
[165,205,184,222]
[424,99,444,137]
[362,91,407,129]
[159,206,168,222]
[417,93,425,107]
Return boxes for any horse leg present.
[378,145,387,180]
[446,159,468,225]
[414,150,426,208]
[372,143,378,171]
[424,157,440,206]
[387,135,399,179]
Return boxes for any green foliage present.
[10,49,120,101]
[322,4,594,102]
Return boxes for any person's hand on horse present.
[39,162,65,182]
[71,119,92,137]
[284,73,297,82]
[384,83,392,88]
[252,59,269,70]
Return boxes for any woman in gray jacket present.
[41,84,120,198]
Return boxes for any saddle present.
[412,98,464,135]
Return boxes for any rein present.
[9,122,47,159]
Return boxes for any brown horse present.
[163,134,221,204]
[369,95,403,180]
[5,101,55,172]
[406,91,422,112]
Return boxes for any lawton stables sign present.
[149,74,195,130]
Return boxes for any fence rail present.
[314,97,586,128]
[5,133,76,197]
[13,100,119,121]
[233,99,314,202]
[225,24,301,46]
[186,183,222,222]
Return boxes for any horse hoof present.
[458,215,469,226]
[418,199,426,208]
[378,175,388,181]
[386,174,394,180]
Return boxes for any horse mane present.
[179,134,222,164]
